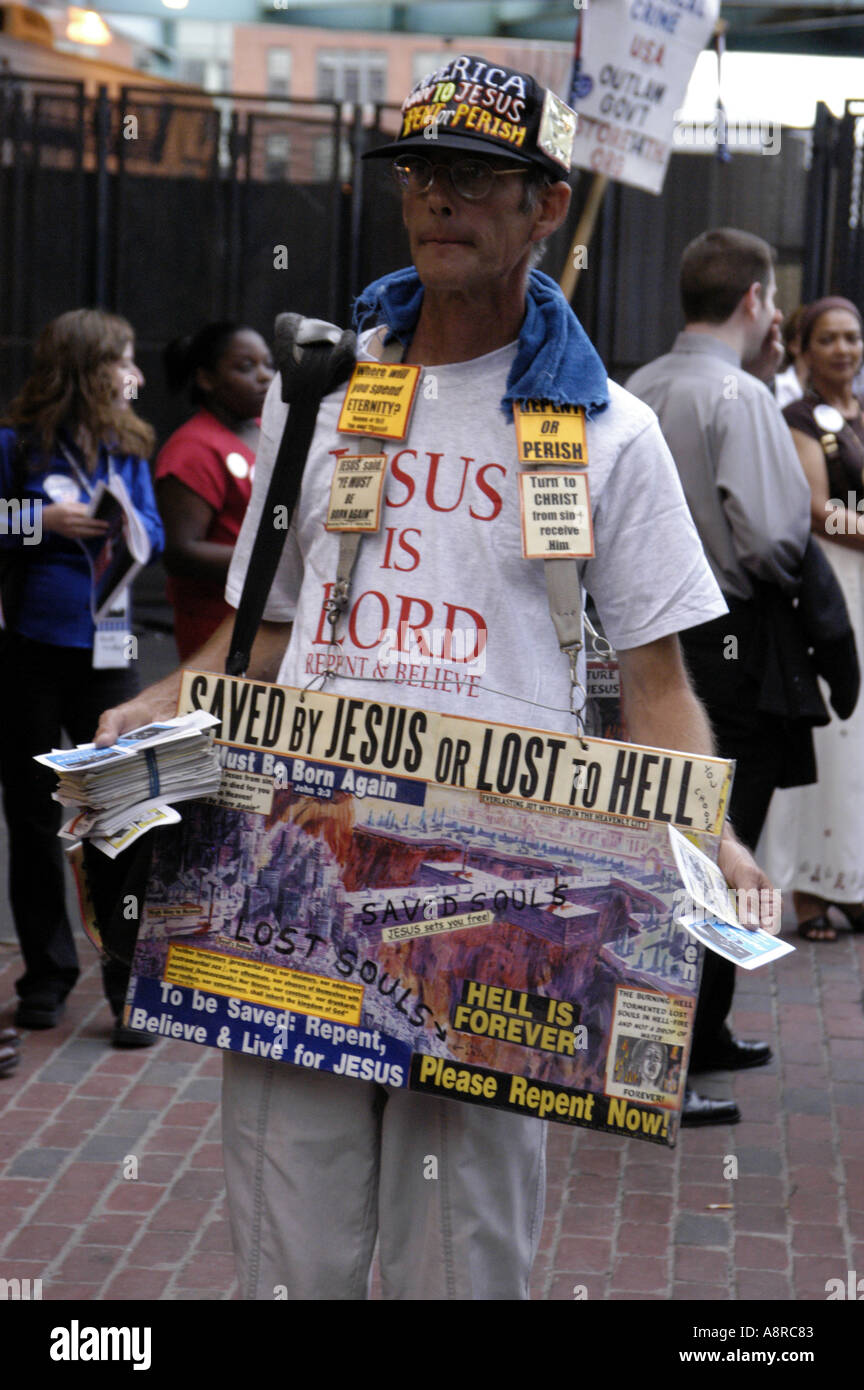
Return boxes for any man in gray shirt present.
[629,228,811,1125]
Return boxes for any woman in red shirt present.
[156,323,274,659]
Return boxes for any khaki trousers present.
[221,1051,546,1300]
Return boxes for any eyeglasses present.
[391,154,529,201]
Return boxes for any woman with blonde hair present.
[0,309,164,1041]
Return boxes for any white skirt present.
[757,536,864,903]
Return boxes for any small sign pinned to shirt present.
[513,401,587,466]
[338,363,421,441]
[519,470,594,559]
[325,454,388,532]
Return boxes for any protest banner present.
[123,673,734,1146]
[569,0,720,195]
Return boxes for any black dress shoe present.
[680,1088,741,1127]
[14,997,66,1030]
[690,1034,772,1073]
[111,1020,157,1049]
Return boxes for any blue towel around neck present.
[353,266,609,420]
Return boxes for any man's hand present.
[92,616,293,747]
[742,320,784,385]
[718,824,780,934]
[92,616,238,748]
[619,636,781,935]
[94,690,182,747]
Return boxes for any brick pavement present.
[0,940,236,1301]
[533,920,864,1301]
[2,909,863,1302]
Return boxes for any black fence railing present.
[831,101,864,312]
[2,75,833,433]
[0,80,410,438]
[802,100,864,311]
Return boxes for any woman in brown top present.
[758,297,864,941]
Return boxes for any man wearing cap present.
[97,63,774,1299]
[628,229,813,1121]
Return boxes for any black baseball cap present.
[362,54,577,180]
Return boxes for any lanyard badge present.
[92,592,131,669]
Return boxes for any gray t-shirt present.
[628,332,811,601]
[226,334,725,734]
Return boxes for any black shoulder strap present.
[225,315,356,677]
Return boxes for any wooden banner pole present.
[559,173,609,303]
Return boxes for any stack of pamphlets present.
[37,711,222,856]
[668,825,794,969]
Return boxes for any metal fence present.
[595,129,812,379]
[3,75,851,435]
[804,99,864,312]
[0,77,379,437]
